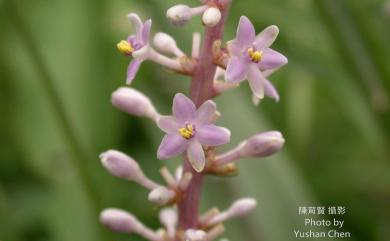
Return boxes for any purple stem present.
[178,1,231,231]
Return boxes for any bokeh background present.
[1,0,390,240]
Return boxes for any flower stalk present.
[101,0,288,239]
[178,1,231,230]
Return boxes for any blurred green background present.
[1,0,390,240]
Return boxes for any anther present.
[117,40,134,55]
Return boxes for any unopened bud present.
[227,198,257,218]
[159,208,177,238]
[202,7,221,27]
[100,150,159,190]
[100,208,163,241]
[100,150,141,179]
[239,131,285,158]
[175,165,183,181]
[205,198,257,226]
[148,186,176,206]
[167,5,193,26]
[111,87,157,119]
[100,208,140,233]
[185,229,206,241]
[153,32,185,57]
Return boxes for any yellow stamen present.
[247,48,263,63]
[117,40,134,55]
[179,124,194,139]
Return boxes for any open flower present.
[117,13,152,84]
[157,93,230,172]
[225,16,287,99]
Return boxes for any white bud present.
[101,208,163,241]
[159,208,177,238]
[100,150,143,180]
[202,7,221,27]
[148,186,176,206]
[175,165,183,181]
[185,229,206,241]
[100,150,159,190]
[167,4,193,26]
[153,32,184,57]
[100,208,140,233]
[239,131,285,158]
[227,198,257,218]
[111,87,157,119]
[205,198,257,226]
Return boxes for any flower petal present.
[235,16,255,47]
[128,13,143,43]
[195,100,217,125]
[247,65,265,99]
[142,19,152,45]
[157,133,188,160]
[225,57,249,83]
[157,116,179,133]
[258,48,288,70]
[187,141,205,172]
[227,40,246,56]
[197,125,231,146]
[264,79,280,102]
[172,93,196,122]
[254,25,279,50]
[252,94,261,106]
[126,60,142,85]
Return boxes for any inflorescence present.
[100,0,287,240]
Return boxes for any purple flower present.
[157,93,231,172]
[225,16,287,99]
[117,13,152,84]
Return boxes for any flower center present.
[117,40,134,55]
[247,48,263,63]
[178,123,195,139]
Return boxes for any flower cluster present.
[100,0,287,240]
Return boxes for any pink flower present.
[226,16,287,99]
[117,13,152,84]
[157,93,230,172]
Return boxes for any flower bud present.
[239,131,285,158]
[159,208,177,238]
[153,32,184,57]
[227,198,257,218]
[175,165,183,181]
[100,150,159,190]
[202,7,221,27]
[111,87,157,119]
[100,150,143,180]
[205,198,257,226]
[100,208,139,233]
[101,208,163,241]
[167,5,193,26]
[148,186,176,206]
[185,229,206,241]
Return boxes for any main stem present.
[178,2,231,230]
